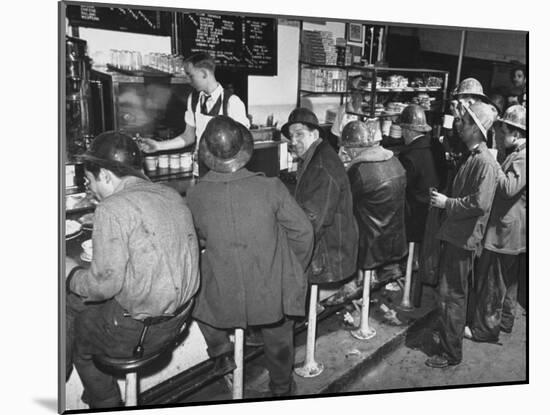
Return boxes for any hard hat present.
[80,130,147,180]
[398,104,432,132]
[453,77,500,112]
[463,101,498,139]
[199,115,253,173]
[498,104,526,131]
[341,119,382,148]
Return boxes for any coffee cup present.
[443,114,454,129]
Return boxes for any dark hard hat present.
[398,104,432,133]
[341,119,382,148]
[199,115,253,173]
[498,104,526,131]
[80,131,148,180]
[281,107,323,139]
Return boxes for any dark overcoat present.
[398,134,442,242]
[294,140,358,284]
[186,169,314,328]
[347,146,408,270]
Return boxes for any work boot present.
[425,354,460,368]
[270,379,297,398]
[212,352,237,374]
[324,279,361,306]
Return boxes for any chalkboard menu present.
[182,13,277,76]
[66,4,171,36]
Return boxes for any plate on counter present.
[66,220,82,239]
[78,212,95,230]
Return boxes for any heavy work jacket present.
[187,169,314,328]
[483,143,526,254]
[69,177,200,320]
[347,145,408,270]
[398,134,442,242]
[294,139,358,284]
[437,142,500,253]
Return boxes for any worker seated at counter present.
[328,119,407,305]
[65,131,200,409]
[140,52,249,176]
[281,108,358,296]
[186,116,314,397]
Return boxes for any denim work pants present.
[436,242,474,364]
[197,318,295,394]
[66,294,188,408]
[471,250,525,339]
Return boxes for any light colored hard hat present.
[498,104,526,131]
[464,101,498,139]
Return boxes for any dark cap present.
[281,108,323,139]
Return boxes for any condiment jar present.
[169,154,181,169]
[158,154,169,169]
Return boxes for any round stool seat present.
[93,344,171,373]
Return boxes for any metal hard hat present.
[199,115,253,173]
[341,119,382,148]
[80,130,148,180]
[281,107,323,139]
[453,78,487,98]
[498,104,526,131]
[453,77,499,111]
[398,104,432,133]
[463,101,498,139]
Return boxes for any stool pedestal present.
[294,284,324,378]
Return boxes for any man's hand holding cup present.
[430,187,448,209]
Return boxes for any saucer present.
[66,230,83,240]
[80,253,92,262]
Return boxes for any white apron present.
[192,91,225,176]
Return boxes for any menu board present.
[182,13,277,76]
[66,4,171,36]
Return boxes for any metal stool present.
[92,300,192,408]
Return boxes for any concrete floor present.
[345,307,527,392]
